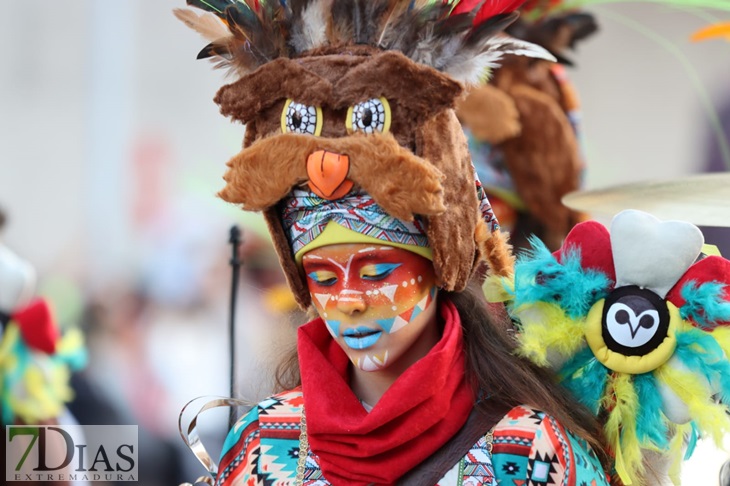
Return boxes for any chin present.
[354,350,391,372]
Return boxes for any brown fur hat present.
[176,1,553,307]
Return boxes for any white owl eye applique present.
[347,97,391,134]
[281,99,323,136]
[602,286,669,354]
[584,285,679,375]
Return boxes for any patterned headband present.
[280,174,499,259]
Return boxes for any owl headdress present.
[486,209,730,484]
[176,0,557,308]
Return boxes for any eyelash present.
[361,263,401,281]
[308,272,338,286]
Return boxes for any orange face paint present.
[303,243,438,371]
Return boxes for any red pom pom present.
[12,299,59,354]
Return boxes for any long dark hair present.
[275,281,616,480]
[446,282,615,477]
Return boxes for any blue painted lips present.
[342,327,382,350]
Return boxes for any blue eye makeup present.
[308,271,338,286]
[361,263,401,281]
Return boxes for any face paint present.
[302,243,438,372]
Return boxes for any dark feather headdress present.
[175,0,555,83]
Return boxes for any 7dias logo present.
[6,425,138,482]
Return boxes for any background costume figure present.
[177,1,614,485]
[455,0,599,252]
[0,210,87,486]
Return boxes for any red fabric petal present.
[11,298,59,354]
[666,255,730,325]
[553,220,616,282]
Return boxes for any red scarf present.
[298,299,475,486]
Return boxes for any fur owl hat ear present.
[177,0,555,308]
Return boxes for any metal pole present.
[228,225,242,429]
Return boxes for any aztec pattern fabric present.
[281,180,499,258]
[280,189,430,256]
[216,392,608,486]
[474,174,501,234]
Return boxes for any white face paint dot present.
[331,295,336,301]
[366,290,372,296]
[410,278,415,285]
[392,306,397,311]
[417,275,423,283]
[402,281,408,288]
[324,313,328,318]
[373,290,379,295]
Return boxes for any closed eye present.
[360,263,401,281]
[308,271,338,286]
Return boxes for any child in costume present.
[177,0,614,484]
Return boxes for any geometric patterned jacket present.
[216,389,609,486]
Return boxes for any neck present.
[349,310,442,407]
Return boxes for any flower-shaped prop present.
[486,209,730,484]
[0,244,86,425]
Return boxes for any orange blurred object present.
[691,22,730,42]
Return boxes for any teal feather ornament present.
[486,210,730,485]
[514,236,612,318]
[679,281,730,330]
[558,346,608,414]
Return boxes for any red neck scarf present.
[297,299,475,486]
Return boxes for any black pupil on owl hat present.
[601,285,670,357]
[362,108,373,127]
[292,112,302,129]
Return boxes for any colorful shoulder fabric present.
[486,209,730,485]
[217,396,611,486]
[491,404,609,486]
[0,244,87,425]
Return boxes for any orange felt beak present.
[306,150,354,200]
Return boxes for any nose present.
[306,150,353,200]
[336,290,367,315]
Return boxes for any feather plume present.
[380,2,451,56]
[443,35,556,83]
[181,0,537,77]
[174,8,229,42]
[290,0,332,52]
[328,0,355,44]
[187,0,227,15]
[376,0,414,46]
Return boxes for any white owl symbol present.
[606,302,660,348]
